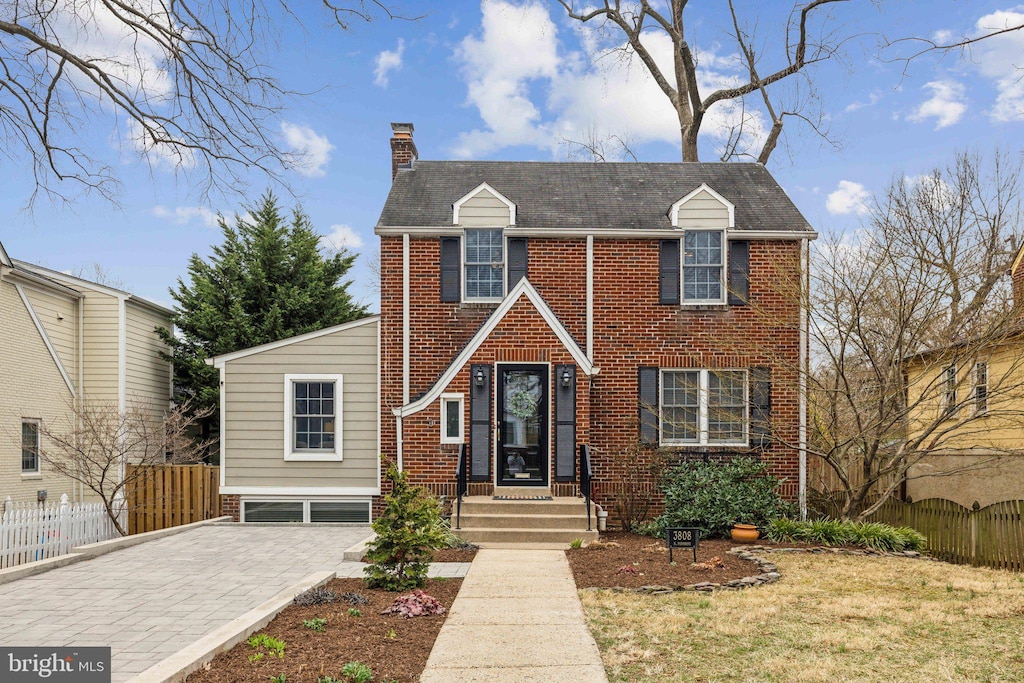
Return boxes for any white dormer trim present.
[670,183,735,228]
[0,241,12,268]
[393,278,597,418]
[452,182,517,226]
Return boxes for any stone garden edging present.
[582,544,934,596]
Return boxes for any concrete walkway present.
[420,548,608,682]
[0,525,470,682]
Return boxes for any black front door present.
[497,365,548,486]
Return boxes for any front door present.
[497,365,548,486]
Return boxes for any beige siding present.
[457,188,513,227]
[125,302,171,419]
[80,293,121,403]
[22,286,78,383]
[676,189,731,228]
[0,280,79,504]
[223,320,379,490]
[907,454,1024,508]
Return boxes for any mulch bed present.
[566,531,762,589]
[186,577,461,683]
[357,548,478,563]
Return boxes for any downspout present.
[586,235,594,362]
[400,233,410,471]
[77,294,85,504]
[799,238,809,520]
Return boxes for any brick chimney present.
[390,122,418,181]
[1014,243,1024,318]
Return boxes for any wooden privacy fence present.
[127,464,221,535]
[1,495,118,569]
[869,497,1024,572]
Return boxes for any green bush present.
[653,457,793,538]
[765,518,927,552]
[363,464,446,591]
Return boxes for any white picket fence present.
[0,494,119,569]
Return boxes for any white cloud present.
[826,180,871,216]
[374,39,405,88]
[908,80,967,129]
[970,8,1024,122]
[320,224,364,251]
[845,91,881,112]
[280,122,334,177]
[452,0,766,159]
[152,205,219,227]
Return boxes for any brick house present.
[376,123,816,526]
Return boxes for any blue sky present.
[2,1,1023,312]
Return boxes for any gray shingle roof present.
[377,161,812,232]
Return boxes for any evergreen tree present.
[158,192,368,434]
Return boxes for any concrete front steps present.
[453,489,599,546]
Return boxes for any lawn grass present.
[580,553,1024,682]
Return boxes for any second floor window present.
[944,364,957,414]
[683,230,724,302]
[465,229,504,300]
[974,361,988,414]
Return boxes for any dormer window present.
[464,229,504,300]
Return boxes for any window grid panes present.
[975,362,988,414]
[21,420,39,473]
[708,371,746,443]
[294,382,335,451]
[661,371,699,442]
[683,231,723,302]
[944,365,957,413]
[465,229,504,299]
[661,370,747,445]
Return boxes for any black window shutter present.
[659,240,680,305]
[728,240,750,306]
[469,364,492,480]
[507,237,528,289]
[749,367,771,447]
[638,366,659,445]
[554,364,576,480]
[440,237,461,303]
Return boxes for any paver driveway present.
[0,524,382,681]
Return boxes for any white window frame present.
[974,361,989,415]
[679,230,728,305]
[659,369,748,447]
[240,498,371,524]
[463,228,506,303]
[944,364,957,415]
[21,418,40,475]
[440,393,465,444]
[283,373,343,462]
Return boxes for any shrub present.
[381,589,446,618]
[765,518,927,552]
[653,457,793,538]
[363,464,447,591]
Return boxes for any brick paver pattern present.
[0,525,470,682]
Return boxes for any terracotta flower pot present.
[731,523,760,544]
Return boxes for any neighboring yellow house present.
[0,240,173,506]
[903,247,1024,508]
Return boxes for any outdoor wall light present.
[474,368,486,387]
[561,368,572,388]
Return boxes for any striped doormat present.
[493,495,553,501]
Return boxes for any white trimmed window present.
[464,229,504,300]
[660,369,748,446]
[284,374,343,461]
[944,364,957,414]
[21,419,40,473]
[242,499,370,523]
[974,361,989,415]
[440,393,464,444]
[682,230,726,303]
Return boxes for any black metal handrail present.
[455,443,468,529]
[579,444,593,531]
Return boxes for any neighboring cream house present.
[210,316,380,523]
[902,246,1024,508]
[0,240,173,505]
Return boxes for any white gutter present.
[375,226,818,241]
